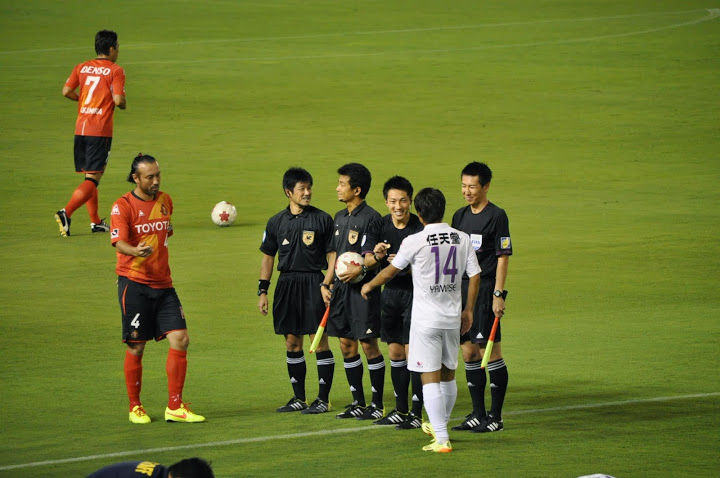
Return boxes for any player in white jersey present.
[361,188,480,453]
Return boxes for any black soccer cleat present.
[451,412,484,431]
[471,414,504,433]
[301,398,331,414]
[91,219,110,233]
[335,402,366,419]
[396,412,422,430]
[276,397,308,412]
[54,209,71,237]
[357,403,383,420]
[373,408,407,425]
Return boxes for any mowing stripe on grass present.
[0,8,712,56]
[1,392,718,471]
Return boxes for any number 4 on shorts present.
[131,313,140,329]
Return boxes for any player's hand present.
[387,253,396,263]
[492,297,505,318]
[360,283,372,300]
[373,242,390,259]
[460,309,473,335]
[320,285,332,305]
[258,294,269,315]
[338,262,363,283]
[136,241,153,257]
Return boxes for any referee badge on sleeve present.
[302,230,315,246]
[500,237,511,249]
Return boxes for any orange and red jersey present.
[111,191,174,289]
[65,59,125,137]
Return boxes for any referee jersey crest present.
[302,230,315,246]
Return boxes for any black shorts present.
[327,280,381,340]
[118,276,187,343]
[74,135,112,173]
[380,287,412,345]
[460,278,500,345]
[272,271,326,336]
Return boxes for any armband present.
[258,279,271,296]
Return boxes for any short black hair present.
[461,162,492,186]
[382,176,413,200]
[337,163,371,199]
[95,30,118,56]
[127,153,157,183]
[167,458,214,478]
[282,167,313,193]
[414,188,445,224]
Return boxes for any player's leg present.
[409,326,451,452]
[439,329,460,426]
[356,287,385,420]
[119,276,152,424]
[303,332,334,414]
[300,272,333,413]
[473,340,507,433]
[157,289,204,423]
[277,334,308,411]
[336,337,367,417]
[83,137,110,228]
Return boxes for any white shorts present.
[407,324,460,373]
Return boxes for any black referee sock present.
[488,358,508,420]
[344,355,365,406]
[390,359,410,413]
[410,371,423,417]
[465,360,487,417]
[315,350,335,403]
[367,355,386,409]
[286,351,306,401]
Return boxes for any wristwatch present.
[257,289,268,296]
[493,289,505,298]
[320,283,330,290]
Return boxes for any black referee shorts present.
[460,278,500,345]
[272,271,326,336]
[327,280,381,340]
[380,287,412,345]
[118,276,186,343]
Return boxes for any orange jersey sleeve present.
[111,192,173,288]
[66,59,125,137]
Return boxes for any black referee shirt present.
[451,202,512,279]
[260,205,334,272]
[332,201,382,256]
[366,213,424,290]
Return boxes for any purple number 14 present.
[430,245,458,284]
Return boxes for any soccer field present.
[1,1,719,476]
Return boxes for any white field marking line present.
[111,9,719,67]
[0,8,711,56]
[1,391,718,472]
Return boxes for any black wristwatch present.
[493,289,508,299]
[320,283,330,290]
[258,289,268,296]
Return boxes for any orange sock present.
[166,348,187,410]
[64,179,96,218]
[87,185,101,224]
[124,350,143,409]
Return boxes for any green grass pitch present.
[1,1,719,476]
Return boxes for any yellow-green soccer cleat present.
[422,440,453,453]
[165,403,205,423]
[421,421,436,440]
[129,405,151,424]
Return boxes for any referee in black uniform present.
[364,176,425,429]
[258,167,336,415]
[450,162,512,433]
[327,163,386,421]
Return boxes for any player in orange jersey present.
[55,30,126,237]
[111,154,205,424]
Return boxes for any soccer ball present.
[335,251,365,284]
[211,201,237,227]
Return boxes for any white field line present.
[0,8,713,56]
[1,391,718,472]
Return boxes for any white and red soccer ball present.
[335,251,365,284]
[211,201,237,227]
